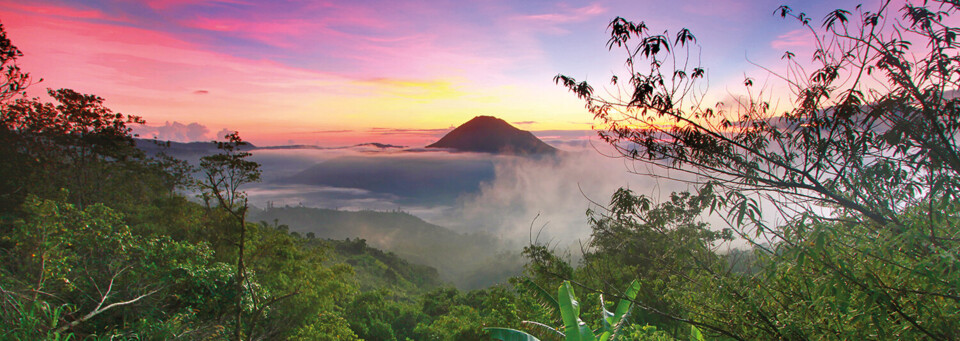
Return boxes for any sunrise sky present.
[1,0,872,145]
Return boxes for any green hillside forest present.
[3,1,960,340]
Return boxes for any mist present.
[430,147,699,248]
[241,141,711,246]
[164,137,733,285]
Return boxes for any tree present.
[0,195,218,337]
[1,89,147,210]
[197,132,262,341]
[553,0,960,339]
[557,0,960,229]
[0,23,32,104]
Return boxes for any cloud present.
[771,29,813,50]
[680,0,748,19]
[193,90,209,94]
[214,128,234,140]
[134,121,211,142]
[358,78,464,100]
[368,127,451,136]
[182,16,323,48]
[517,3,606,24]
[289,129,355,134]
[236,143,742,254]
[512,121,536,125]
[431,146,689,247]
[0,2,112,20]
[142,0,251,10]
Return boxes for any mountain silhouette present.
[426,116,557,154]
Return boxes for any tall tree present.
[197,132,261,341]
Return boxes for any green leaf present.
[613,279,641,319]
[522,278,561,319]
[608,308,634,341]
[690,325,704,341]
[600,294,615,333]
[521,321,565,340]
[485,327,542,341]
[603,279,641,338]
[558,281,597,341]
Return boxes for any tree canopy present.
[542,0,960,339]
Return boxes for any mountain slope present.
[251,206,523,289]
[426,116,557,154]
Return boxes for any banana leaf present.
[485,327,542,341]
[558,281,596,341]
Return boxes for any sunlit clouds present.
[0,0,873,145]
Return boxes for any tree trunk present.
[234,210,246,341]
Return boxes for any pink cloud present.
[183,17,325,48]
[519,3,606,23]
[176,2,448,64]
[0,8,364,135]
[185,17,319,35]
[0,0,595,145]
[143,0,250,10]
[771,29,814,50]
[0,2,109,20]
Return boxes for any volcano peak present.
[426,116,557,155]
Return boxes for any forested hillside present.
[0,24,540,340]
[3,0,960,340]
[252,207,523,289]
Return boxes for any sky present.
[0,0,881,146]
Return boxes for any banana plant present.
[486,279,640,341]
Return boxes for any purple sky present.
[1,0,879,145]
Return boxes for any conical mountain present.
[426,116,557,155]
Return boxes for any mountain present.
[426,116,558,154]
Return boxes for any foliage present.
[326,237,442,292]
[198,131,264,341]
[0,88,156,210]
[0,23,400,340]
[252,206,521,290]
[551,0,960,339]
[487,280,641,341]
[0,23,31,104]
[289,312,359,341]
[198,132,261,212]
[0,195,223,337]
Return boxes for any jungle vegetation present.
[2,0,960,340]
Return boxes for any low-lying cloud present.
[431,148,693,247]
[238,143,711,250]
[135,121,211,142]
